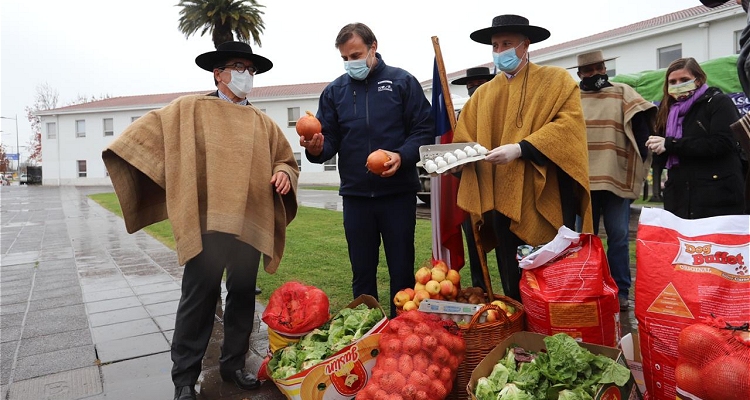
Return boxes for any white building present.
[37,3,747,186]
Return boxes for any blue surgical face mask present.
[493,42,526,72]
[344,49,372,80]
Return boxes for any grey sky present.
[1,0,702,160]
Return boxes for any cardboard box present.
[620,332,646,395]
[270,295,388,400]
[468,331,642,400]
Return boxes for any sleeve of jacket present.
[665,94,740,158]
[306,85,341,164]
[394,74,435,166]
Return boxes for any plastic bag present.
[261,281,330,335]
[356,310,465,400]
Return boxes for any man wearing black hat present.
[453,66,496,97]
[573,50,656,311]
[301,23,434,318]
[452,15,593,302]
[103,41,299,400]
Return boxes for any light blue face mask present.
[493,43,525,72]
[344,49,371,80]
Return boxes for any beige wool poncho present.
[102,95,299,272]
[453,63,593,246]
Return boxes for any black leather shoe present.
[220,368,261,390]
[255,286,262,295]
[174,386,196,400]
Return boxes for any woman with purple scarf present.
[647,57,746,219]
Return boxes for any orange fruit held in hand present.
[296,111,321,141]
[366,150,391,175]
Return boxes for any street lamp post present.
[0,115,20,176]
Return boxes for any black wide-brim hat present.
[451,67,496,85]
[195,41,273,74]
[470,14,550,45]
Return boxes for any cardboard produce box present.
[468,331,642,400]
[270,295,388,400]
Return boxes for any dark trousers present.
[462,217,486,291]
[490,212,526,302]
[171,233,261,386]
[343,193,416,318]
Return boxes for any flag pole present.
[430,36,494,302]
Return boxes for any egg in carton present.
[418,142,488,175]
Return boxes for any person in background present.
[103,41,299,400]
[701,1,750,212]
[301,23,434,317]
[646,57,745,219]
[452,15,593,302]
[573,50,656,311]
[450,66,496,291]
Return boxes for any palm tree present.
[177,0,266,49]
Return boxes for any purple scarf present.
[665,84,709,168]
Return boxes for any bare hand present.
[300,133,324,156]
[270,171,291,195]
[484,144,522,164]
[379,150,402,177]
[646,136,666,155]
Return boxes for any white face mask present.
[227,70,254,98]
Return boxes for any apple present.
[432,260,449,275]
[485,309,499,322]
[403,300,418,311]
[431,268,446,283]
[414,282,425,292]
[393,290,411,308]
[403,287,415,300]
[450,284,459,300]
[446,269,461,286]
[439,280,454,297]
[430,293,444,300]
[425,280,441,295]
[491,300,509,312]
[414,289,430,305]
[415,267,432,285]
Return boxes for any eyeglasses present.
[219,62,257,75]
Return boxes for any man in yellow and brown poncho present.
[102,42,299,400]
[452,15,593,302]
[573,50,655,311]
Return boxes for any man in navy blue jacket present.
[301,22,434,317]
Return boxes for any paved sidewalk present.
[1,185,285,400]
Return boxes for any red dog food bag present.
[635,208,750,400]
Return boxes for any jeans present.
[590,191,632,299]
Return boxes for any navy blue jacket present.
[307,53,434,197]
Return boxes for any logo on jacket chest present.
[377,80,393,92]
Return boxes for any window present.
[324,155,337,171]
[287,107,300,127]
[606,59,617,78]
[131,116,140,122]
[735,30,744,54]
[259,108,267,114]
[658,44,682,69]
[77,160,87,178]
[46,122,57,139]
[103,118,113,136]
[294,152,302,172]
[75,120,86,138]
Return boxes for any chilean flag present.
[430,58,466,270]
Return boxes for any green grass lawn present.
[89,192,502,313]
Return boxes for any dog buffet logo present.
[672,238,748,282]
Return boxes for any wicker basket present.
[447,294,525,400]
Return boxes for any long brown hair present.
[653,57,707,134]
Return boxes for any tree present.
[176,0,266,49]
[25,83,58,163]
[0,144,10,173]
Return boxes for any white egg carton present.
[418,299,485,324]
[417,142,487,175]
